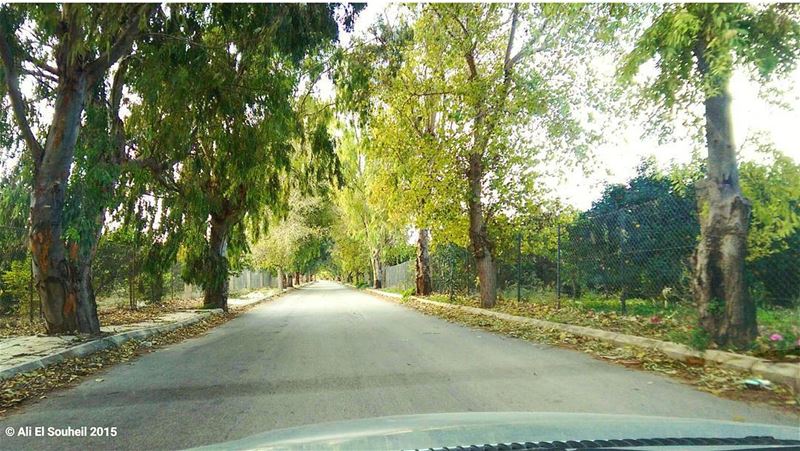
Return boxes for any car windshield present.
[0,2,798,451]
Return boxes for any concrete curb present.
[0,284,314,382]
[363,288,800,391]
[0,309,223,382]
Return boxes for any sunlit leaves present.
[619,3,800,124]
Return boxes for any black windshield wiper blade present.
[410,435,800,450]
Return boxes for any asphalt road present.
[0,281,797,450]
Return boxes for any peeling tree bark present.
[0,5,153,334]
[28,76,88,333]
[691,38,756,348]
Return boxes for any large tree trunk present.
[30,76,91,334]
[294,272,300,286]
[73,252,101,333]
[692,40,755,348]
[371,250,383,289]
[277,268,284,290]
[203,218,230,311]
[0,6,150,335]
[467,153,497,308]
[415,228,432,296]
[147,268,165,305]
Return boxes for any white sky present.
[336,3,800,211]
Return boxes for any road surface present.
[0,281,796,450]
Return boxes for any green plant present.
[688,327,712,351]
[1,257,32,317]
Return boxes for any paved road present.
[0,281,796,450]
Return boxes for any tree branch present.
[22,51,59,76]
[85,4,156,84]
[20,66,58,84]
[503,3,521,84]
[0,29,44,163]
[109,57,129,165]
[125,156,185,195]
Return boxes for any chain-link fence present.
[382,259,414,291]
[382,198,800,310]
[496,198,701,311]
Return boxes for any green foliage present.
[251,194,335,276]
[0,256,31,315]
[327,129,408,282]
[740,148,800,261]
[0,162,29,263]
[123,4,344,296]
[619,3,800,136]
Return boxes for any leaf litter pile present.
[401,297,799,415]
[0,289,283,416]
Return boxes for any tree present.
[739,149,800,307]
[251,195,334,288]
[0,4,155,333]
[125,4,344,311]
[331,130,403,288]
[347,4,605,307]
[620,3,800,347]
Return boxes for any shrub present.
[1,257,32,316]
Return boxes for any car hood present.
[190,412,800,451]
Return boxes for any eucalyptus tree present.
[619,3,800,347]
[0,4,155,333]
[125,4,344,311]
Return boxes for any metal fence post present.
[129,246,135,310]
[556,222,561,309]
[516,231,522,303]
[29,254,34,323]
[448,252,455,301]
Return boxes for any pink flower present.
[769,333,783,342]
[796,338,800,347]
[649,315,661,324]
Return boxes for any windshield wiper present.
[410,435,800,450]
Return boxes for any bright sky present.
[337,3,800,211]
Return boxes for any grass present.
[427,288,799,361]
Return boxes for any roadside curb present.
[362,288,800,391]
[230,285,297,309]
[0,309,222,382]
[0,283,310,382]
